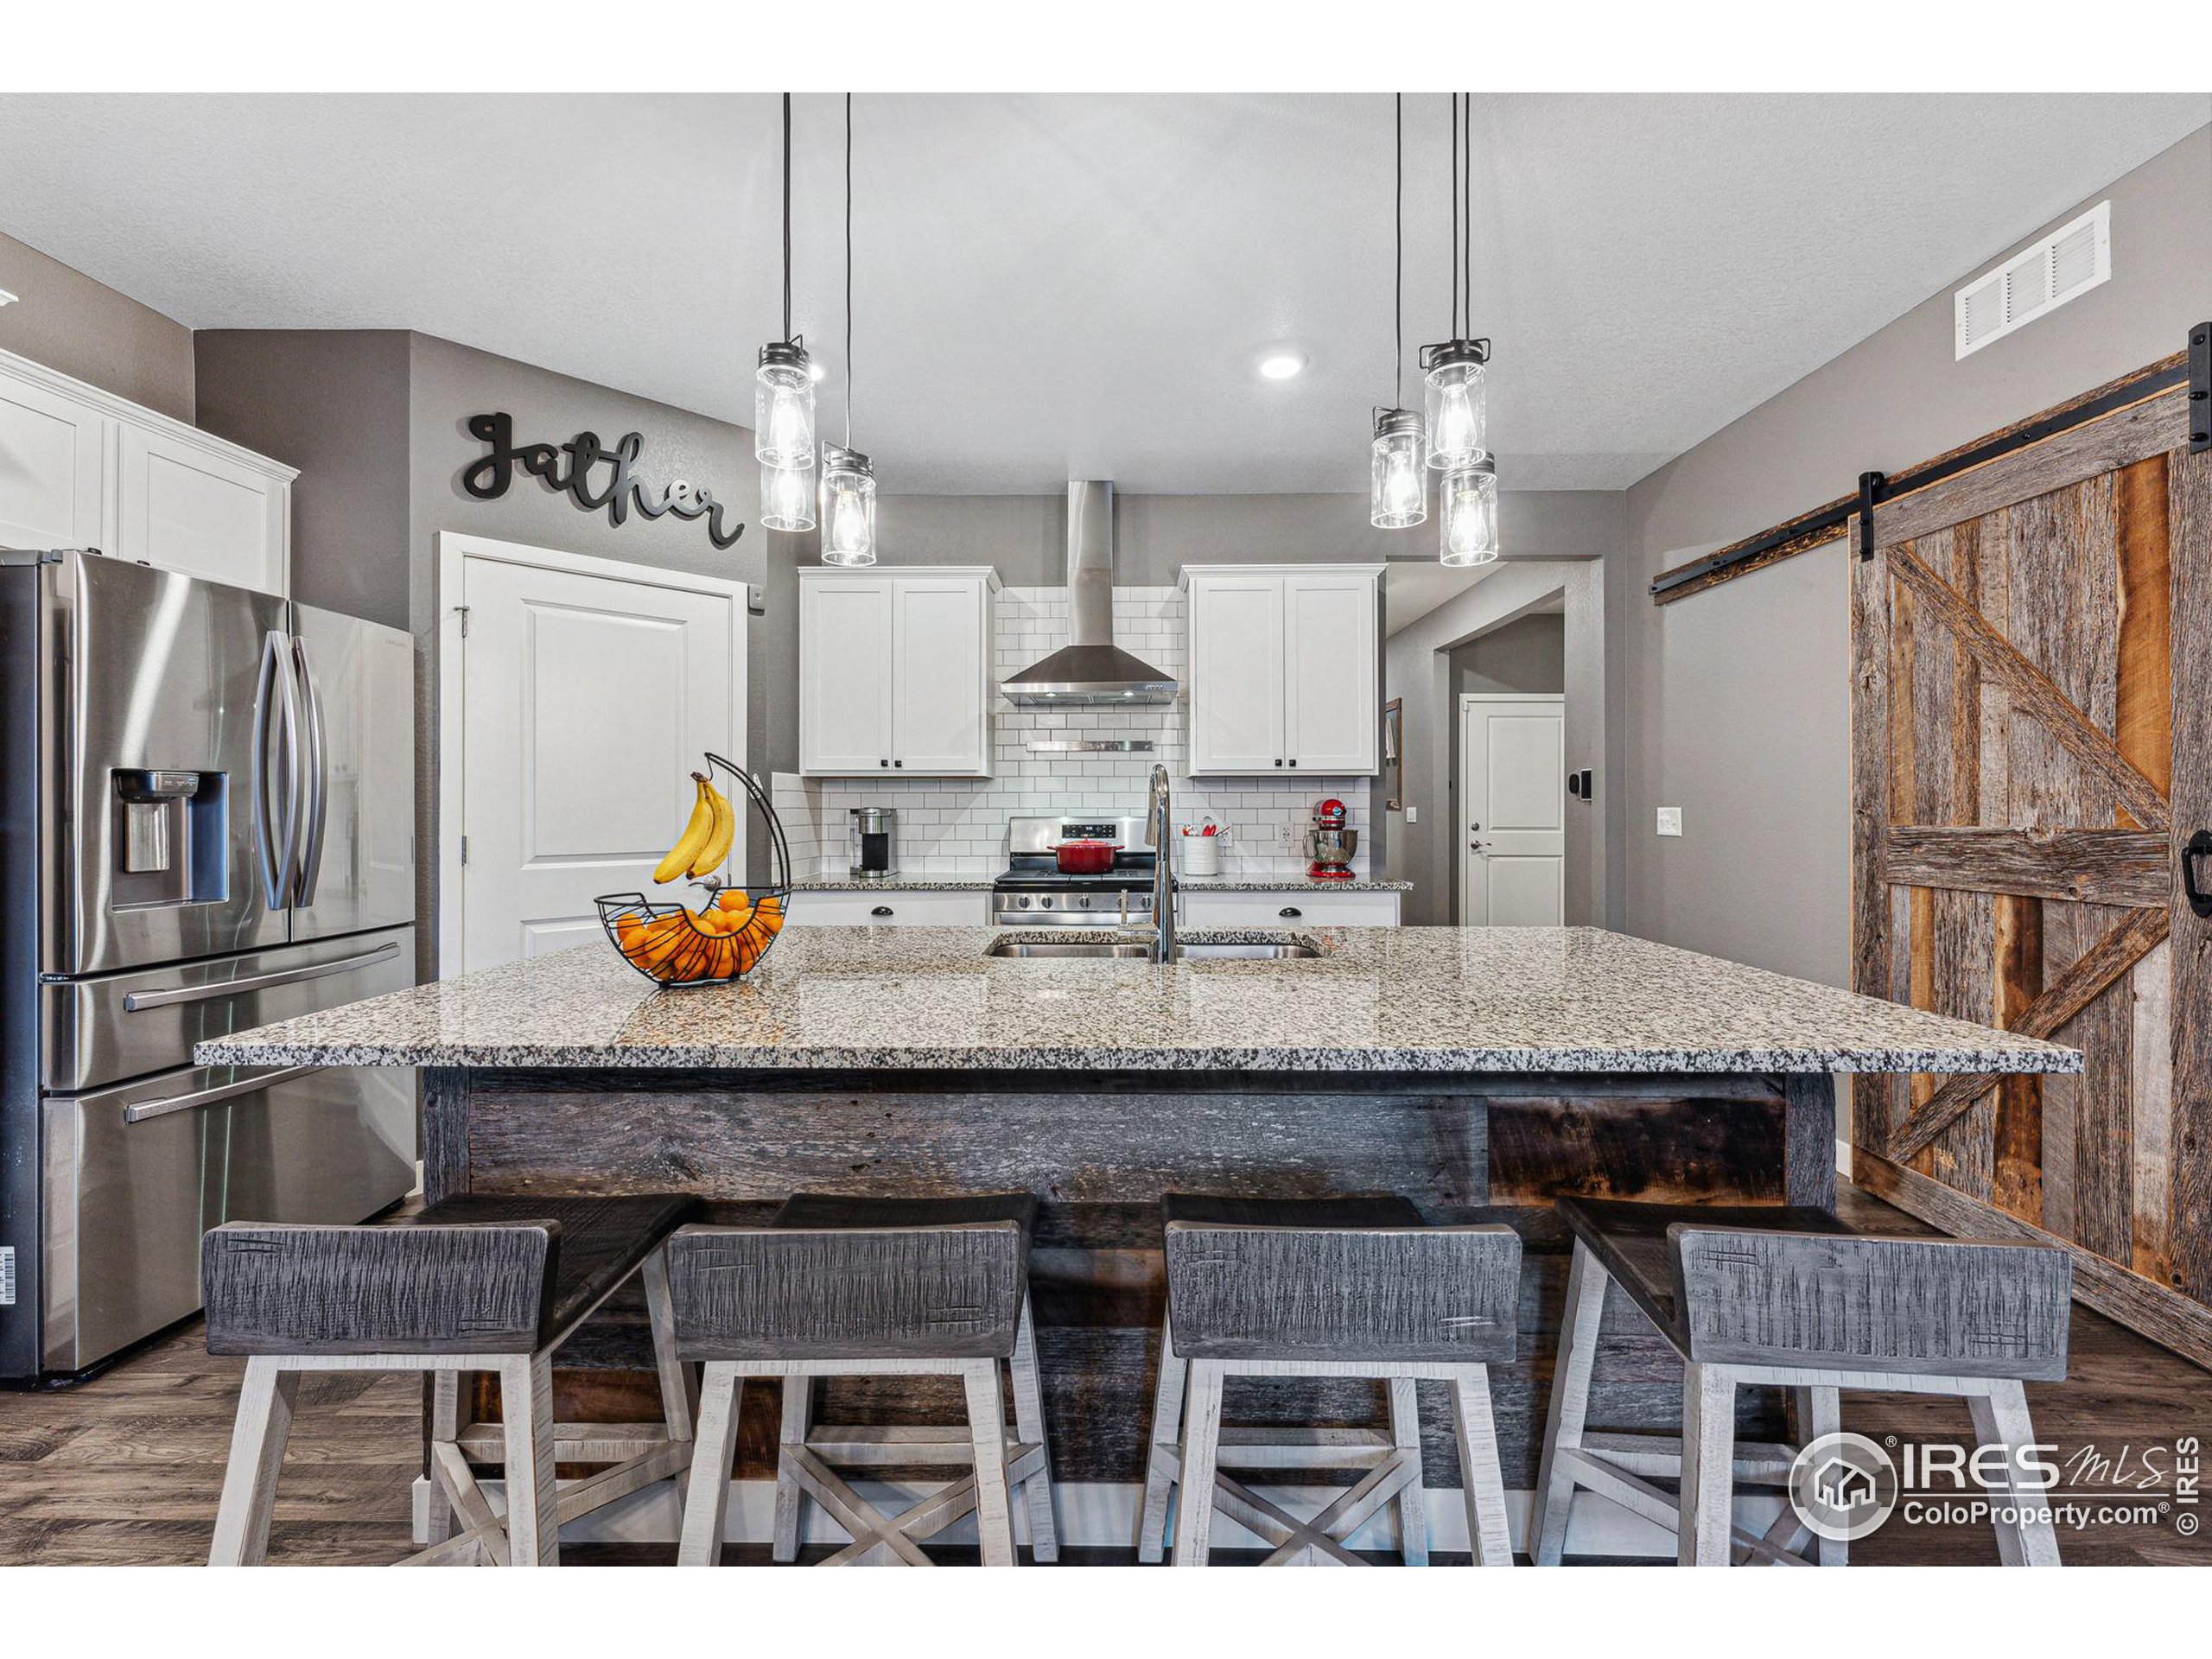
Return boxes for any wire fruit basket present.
[595,753,791,988]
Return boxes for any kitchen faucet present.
[1146,763,1176,963]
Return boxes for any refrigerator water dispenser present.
[110,769,227,906]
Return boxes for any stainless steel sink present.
[985,938,1319,961]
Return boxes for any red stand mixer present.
[1306,798,1357,880]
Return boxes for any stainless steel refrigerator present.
[2,548,418,1381]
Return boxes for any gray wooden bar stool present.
[1530,1198,2072,1567]
[202,1192,699,1567]
[669,1192,1057,1567]
[1139,1194,1521,1567]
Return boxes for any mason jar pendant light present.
[1370,94,1427,531]
[818,93,878,565]
[1440,456,1498,566]
[757,93,817,531]
[1422,93,1497,561]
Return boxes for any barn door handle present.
[2185,830,2212,919]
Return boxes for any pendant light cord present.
[1461,92,1473,336]
[1392,92,1402,409]
[1448,95,1460,342]
[845,92,854,448]
[780,92,794,345]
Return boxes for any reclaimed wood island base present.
[197,926,2077,1557]
[424,1063,1840,1551]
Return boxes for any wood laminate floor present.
[3,1185,2205,1567]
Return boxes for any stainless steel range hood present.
[1001,481,1179,707]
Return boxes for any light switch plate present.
[1656,806,1683,837]
[1405,806,1418,823]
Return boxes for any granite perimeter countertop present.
[789,874,1001,891]
[195,926,2081,1077]
[1173,874,1411,892]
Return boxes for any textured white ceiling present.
[0,93,2200,495]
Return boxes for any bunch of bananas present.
[652,772,737,884]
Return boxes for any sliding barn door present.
[1849,359,2212,1367]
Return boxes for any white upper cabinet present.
[799,568,997,777]
[1182,564,1380,776]
[0,349,295,595]
[0,368,109,550]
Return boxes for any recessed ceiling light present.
[1256,349,1307,381]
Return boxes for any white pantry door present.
[1460,695,1565,925]
[449,537,745,973]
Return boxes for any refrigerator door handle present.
[290,632,329,906]
[119,940,403,1011]
[251,630,300,909]
[123,1064,323,1125]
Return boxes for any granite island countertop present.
[195,926,2081,1077]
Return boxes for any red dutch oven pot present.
[1048,838,1117,875]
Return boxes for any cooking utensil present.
[1047,838,1117,875]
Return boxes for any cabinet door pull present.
[870,906,894,918]
[893,759,904,768]
[879,758,889,768]
[1274,758,1284,767]
[1288,758,1298,767]
[1279,906,1302,918]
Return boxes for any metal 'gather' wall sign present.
[461,411,746,550]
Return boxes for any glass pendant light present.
[818,444,876,563]
[1370,408,1427,529]
[1421,339,1489,470]
[1369,95,1428,531]
[1440,457,1498,566]
[756,93,816,527]
[754,340,815,469]
[1420,92,1499,559]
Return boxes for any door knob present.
[1470,840,1485,851]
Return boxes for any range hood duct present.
[1000,480,1179,708]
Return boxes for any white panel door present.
[800,575,894,774]
[460,553,740,972]
[1282,571,1377,772]
[1187,574,1285,773]
[118,423,288,594]
[0,371,106,550]
[892,576,988,774]
[1461,696,1565,925]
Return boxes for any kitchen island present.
[196,925,2077,1554]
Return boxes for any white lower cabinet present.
[1182,889,1401,927]
[0,348,294,595]
[784,890,992,927]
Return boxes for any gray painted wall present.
[0,229,194,421]
[1607,120,2212,991]
[195,330,412,628]
[1452,613,1565,697]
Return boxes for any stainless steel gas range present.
[990,814,1163,928]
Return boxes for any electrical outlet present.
[1405,806,1418,824]
[1656,806,1683,837]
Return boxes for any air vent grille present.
[1955,201,2111,359]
